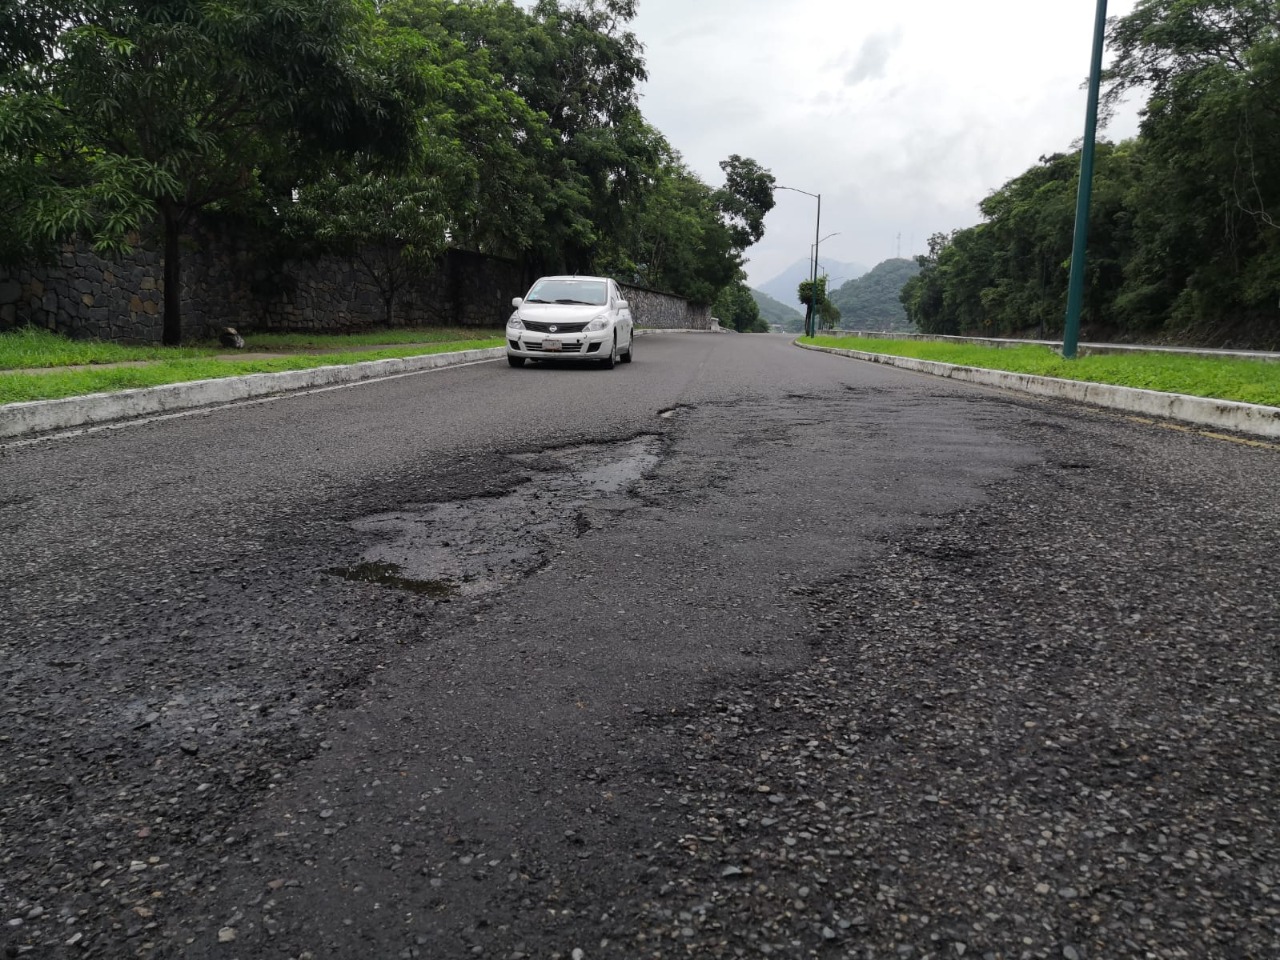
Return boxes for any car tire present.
[621,332,633,363]
[600,335,617,369]
[507,355,525,368]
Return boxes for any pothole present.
[328,561,461,599]
[333,436,662,598]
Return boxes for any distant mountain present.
[750,287,804,331]
[829,258,921,331]
[757,257,869,310]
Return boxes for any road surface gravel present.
[1,333,1276,960]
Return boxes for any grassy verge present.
[0,325,502,369]
[0,328,504,404]
[0,326,219,368]
[804,335,1280,408]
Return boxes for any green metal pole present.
[1063,0,1108,359]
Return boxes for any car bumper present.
[506,330,610,360]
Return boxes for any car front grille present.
[525,341,585,353]
[524,320,588,334]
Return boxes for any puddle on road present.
[328,561,461,599]
[333,436,661,599]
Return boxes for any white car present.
[506,275,635,369]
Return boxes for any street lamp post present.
[777,185,821,337]
[811,232,841,267]
[810,233,842,332]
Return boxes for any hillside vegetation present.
[901,0,1280,349]
[830,259,920,331]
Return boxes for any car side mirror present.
[511,297,523,308]
[617,300,629,311]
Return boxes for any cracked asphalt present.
[1,332,1277,960]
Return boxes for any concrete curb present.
[798,341,1280,441]
[1,347,505,441]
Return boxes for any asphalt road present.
[1,332,1277,960]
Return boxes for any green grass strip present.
[0,326,219,368]
[805,336,1280,408]
[0,325,504,370]
[0,339,504,404]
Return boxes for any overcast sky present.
[625,0,1145,288]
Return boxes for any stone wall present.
[178,240,531,338]
[0,245,164,343]
[0,231,703,342]
[619,283,711,330]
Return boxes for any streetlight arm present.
[776,183,822,336]
[776,185,820,200]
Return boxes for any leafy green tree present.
[1105,0,1280,341]
[798,275,840,331]
[0,0,423,343]
[901,145,1138,338]
[386,0,651,274]
[287,167,448,327]
[715,154,777,250]
[712,278,767,332]
[596,141,774,307]
[900,232,957,334]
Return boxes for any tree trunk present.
[161,205,183,346]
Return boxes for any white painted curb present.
[1,347,505,440]
[798,341,1280,441]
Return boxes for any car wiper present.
[524,297,550,304]
[554,299,595,305]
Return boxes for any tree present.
[900,232,955,334]
[0,0,424,343]
[386,0,652,274]
[715,154,776,250]
[594,141,774,307]
[287,168,448,327]
[798,275,840,331]
[712,278,767,333]
[1104,0,1280,341]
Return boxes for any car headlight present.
[507,315,524,331]
[584,315,610,333]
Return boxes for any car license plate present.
[543,339,562,352]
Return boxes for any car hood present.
[515,303,605,323]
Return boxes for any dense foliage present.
[830,258,920,331]
[901,0,1280,348]
[797,275,840,331]
[0,0,774,340]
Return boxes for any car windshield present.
[524,279,608,306]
